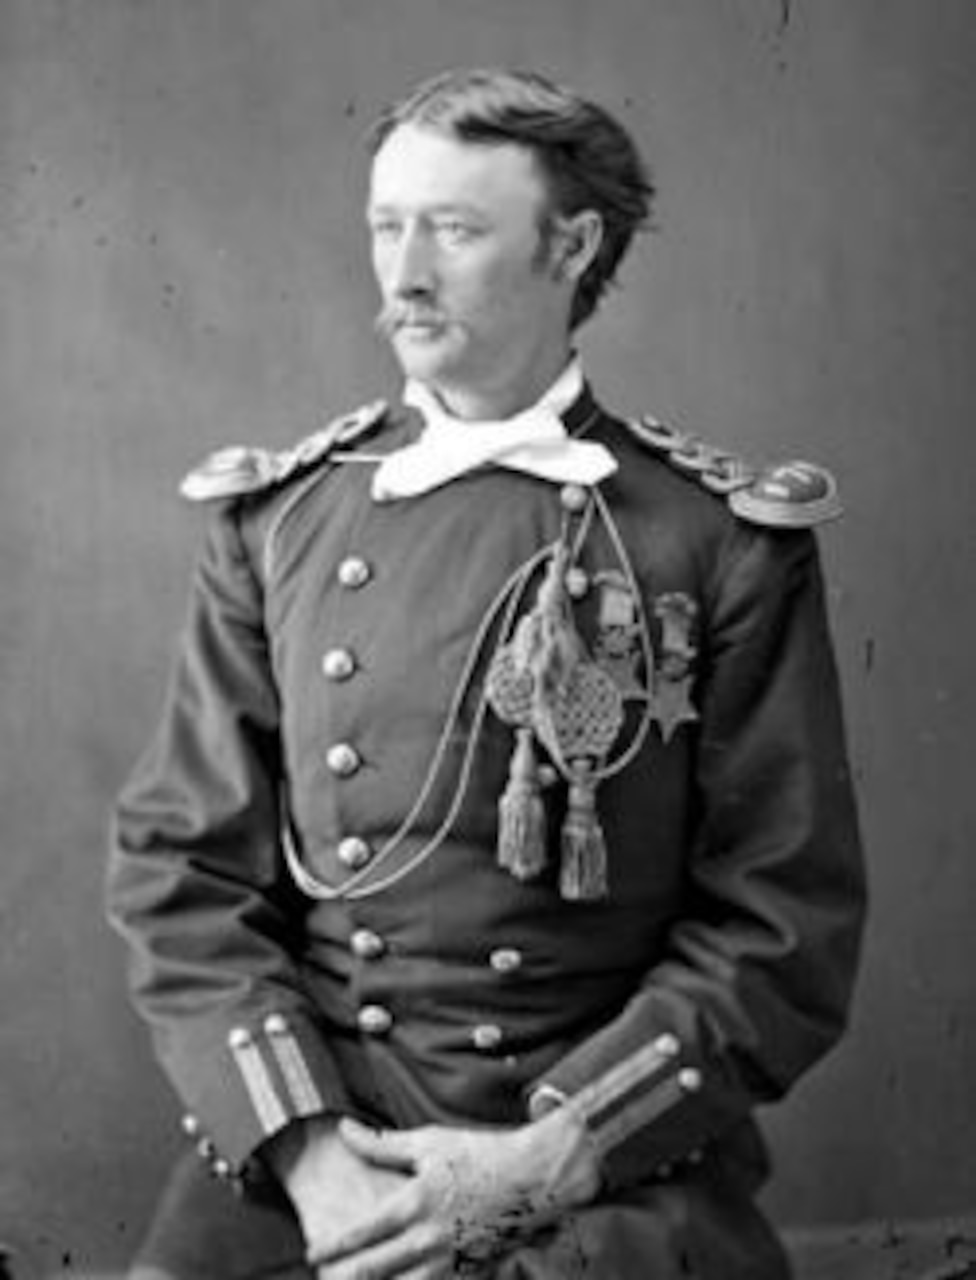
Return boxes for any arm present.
[106,501,352,1178]
[525,525,867,1190]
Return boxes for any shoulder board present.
[624,415,841,528]
[179,399,388,502]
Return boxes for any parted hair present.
[369,68,655,329]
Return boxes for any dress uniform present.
[108,364,865,1279]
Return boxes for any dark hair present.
[369,68,655,329]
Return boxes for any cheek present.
[451,257,543,322]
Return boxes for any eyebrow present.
[366,201,487,219]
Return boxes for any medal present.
[649,593,699,743]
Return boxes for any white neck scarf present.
[371,360,617,502]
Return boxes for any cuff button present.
[678,1067,703,1093]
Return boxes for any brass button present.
[227,1027,253,1049]
[559,483,589,513]
[489,947,523,975]
[350,928,386,960]
[338,556,372,589]
[212,1158,232,1180]
[326,743,361,777]
[322,648,356,681]
[196,1137,216,1160]
[358,1004,394,1036]
[181,1114,201,1137]
[471,1023,504,1052]
[337,836,372,869]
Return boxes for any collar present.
[371,359,617,502]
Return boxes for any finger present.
[314,1222,443,1280]
[339,1118,418,1173]
[307,1185,419,1266]
[401,1265,451,1280]
[318,1264,446,1280]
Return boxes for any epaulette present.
[179,400,388,502]
[625,416,841,528]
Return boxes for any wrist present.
[261,1114,339,1196]
[518,1103,602,1211]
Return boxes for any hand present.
[308,1108,602,1278]
[262,1116,410,1269]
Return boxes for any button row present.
[345,933,524,977]
[181,1113,234,1182]
[354,1002,505,1054]
[325,560,368,863]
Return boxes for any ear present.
[550,210,603,283]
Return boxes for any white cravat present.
[371,361,617,501]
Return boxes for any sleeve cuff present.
[164,1006,351,1177]
[526,1031,737,1190]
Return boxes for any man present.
[108,68,865,1279]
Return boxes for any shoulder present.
[607,413,842,531]
[178,399,389,504]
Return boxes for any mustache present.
[374,303,448,339]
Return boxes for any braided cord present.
[283,542,556,901]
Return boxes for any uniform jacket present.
[108,386,865,1231]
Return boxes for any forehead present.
[368,123,547,216]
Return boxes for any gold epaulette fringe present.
[625,416,841,528]
[179,400,388,502]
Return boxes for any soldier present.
[108,68,865,1279]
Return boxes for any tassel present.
[560,761,609,901]
[497,728,548,881]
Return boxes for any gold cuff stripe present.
[229,1039,289,1135]
[572,1035,680,1125]
[586,1072,687,1155]
[268,1028,324,1115]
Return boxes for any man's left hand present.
[308,1108,601,1278]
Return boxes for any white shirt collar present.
[372,357,616,502]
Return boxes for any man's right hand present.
[264,1114,412,1271]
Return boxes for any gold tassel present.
[497,728,548,881]
[560,761,608,901]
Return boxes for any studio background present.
[2,1,975,1274]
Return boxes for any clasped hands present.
[273,1106,601,1279]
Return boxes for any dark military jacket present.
[108,387,864,1263]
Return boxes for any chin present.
[392,334,463,385]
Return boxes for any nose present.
[387,223,437,299]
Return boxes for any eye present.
[434,219,480,245]
[369,217,403,242]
